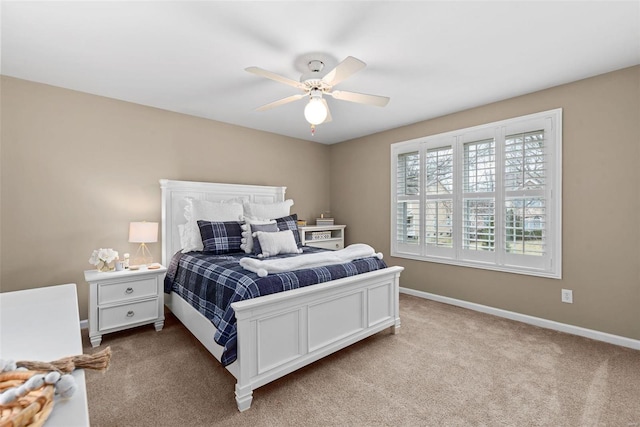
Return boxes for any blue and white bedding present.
[164,247,387,366]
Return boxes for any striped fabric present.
[164,248,387,366]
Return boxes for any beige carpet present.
[83,294,640,426]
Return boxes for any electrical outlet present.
[561,289,573,304]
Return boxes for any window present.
[391,109,562,278]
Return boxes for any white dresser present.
[0,283,90,426]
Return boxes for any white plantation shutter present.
[425,146,454,255]
[504,130,546,192]
[501,118,554,271]
[504,197,545,255]
[392,142,421,255]
[464,139,496,194]
[461,137,496,263]
[391,109,562,279]
[504,130,546,258]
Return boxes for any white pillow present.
[240,216,276,254]
[255,230,303,258]
[181,198,244,253]
[243,199,293,220]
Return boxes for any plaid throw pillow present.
[274,214,301,247]
[251,223,279,255]
[197,220,243,254]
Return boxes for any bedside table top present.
[299,224,346,231]
[84,265,167,281]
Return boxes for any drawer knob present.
[125,287,134,294]
[126,310,135,318]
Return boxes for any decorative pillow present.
[178,224,186,248]
[255,230,303,258]
[240,216,276,254]
[243,199,294,220]
[250,223,279,255]
[181,198,244,253]
[274,214,301,247]
[197,220,243,254]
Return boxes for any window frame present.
[391,109,562,279]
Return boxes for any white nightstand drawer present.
[308,240,344,250]
[98,277,158,305]
[99,299,159,331]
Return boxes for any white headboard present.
[160,179,287,266]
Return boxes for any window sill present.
[390,251,561,279]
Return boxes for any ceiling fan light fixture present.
[247,55,389,130]
[304,93,327,125]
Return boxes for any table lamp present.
[129,221,158,265]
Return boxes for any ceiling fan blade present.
[245,66,304,89]
[256,94,306,111]
[321,56,366,86]
[321,99,332,123]
[330,90,390,107]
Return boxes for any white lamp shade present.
[304,98,328,125]
[128,222,158,243]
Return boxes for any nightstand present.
[299,225,346,250]
[84,265,167,347]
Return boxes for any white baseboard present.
[400,287,640,351]
[80,319,89,330]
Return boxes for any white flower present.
[88,248,119,266]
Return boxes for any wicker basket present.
[0,371,54,427]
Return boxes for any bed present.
[160,179,403,411]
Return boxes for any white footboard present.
[231,266,403,411]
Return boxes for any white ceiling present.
[2,1,639,144]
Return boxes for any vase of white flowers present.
[89,248,119,272]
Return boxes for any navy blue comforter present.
[164,247,387,366]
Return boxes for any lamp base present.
[133,243,153,266]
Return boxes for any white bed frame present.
[160,179,403,411]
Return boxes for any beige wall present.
[329,66,640,341]
[0,76,331,319]
[3,66,639,341]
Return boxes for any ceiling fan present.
[245,56,389,132]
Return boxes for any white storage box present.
[311,231,332,240]
[316,218,335,226]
